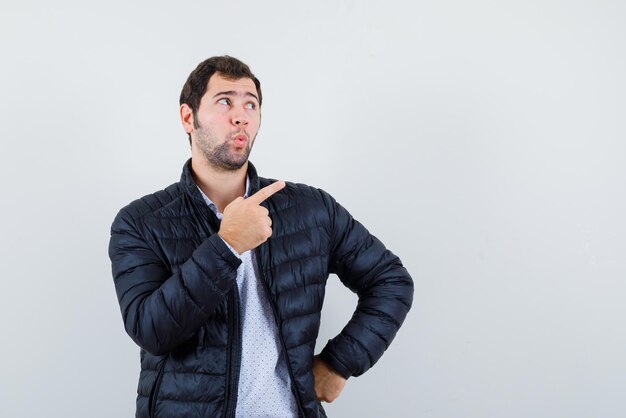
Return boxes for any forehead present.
[205,73,257,96]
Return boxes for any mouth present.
[232,133,248,148]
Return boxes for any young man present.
[109,56,413,418]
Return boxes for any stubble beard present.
[194,125,255,172]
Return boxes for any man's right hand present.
[218,180,286,254]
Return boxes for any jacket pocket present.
[148,356,168,418]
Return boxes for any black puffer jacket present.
[109,159,413,418]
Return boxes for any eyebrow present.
[212,90,259,102]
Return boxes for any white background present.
[1,1,625,417]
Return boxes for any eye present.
[217,98,230,106]
[245,102,256,110]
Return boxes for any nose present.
[232,108,249,126]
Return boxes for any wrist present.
[218,232,243,255]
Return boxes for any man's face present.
[190,73,261,171]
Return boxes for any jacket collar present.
[179,158,262,200]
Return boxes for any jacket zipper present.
[149,356,168,418]
[255,247,306,418]
[185,193,243,418]
[223,288,242,418]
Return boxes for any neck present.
[191,157,248,213]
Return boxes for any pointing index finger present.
[248,180,286,205]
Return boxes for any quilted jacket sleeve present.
[319,193,414,379]
[109,207,241,356]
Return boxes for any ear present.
[180,104,194,134]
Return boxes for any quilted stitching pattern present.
[109,159,413,418]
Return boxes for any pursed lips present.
[232,132,248,147]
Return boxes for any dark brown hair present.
[180,56,262,144]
